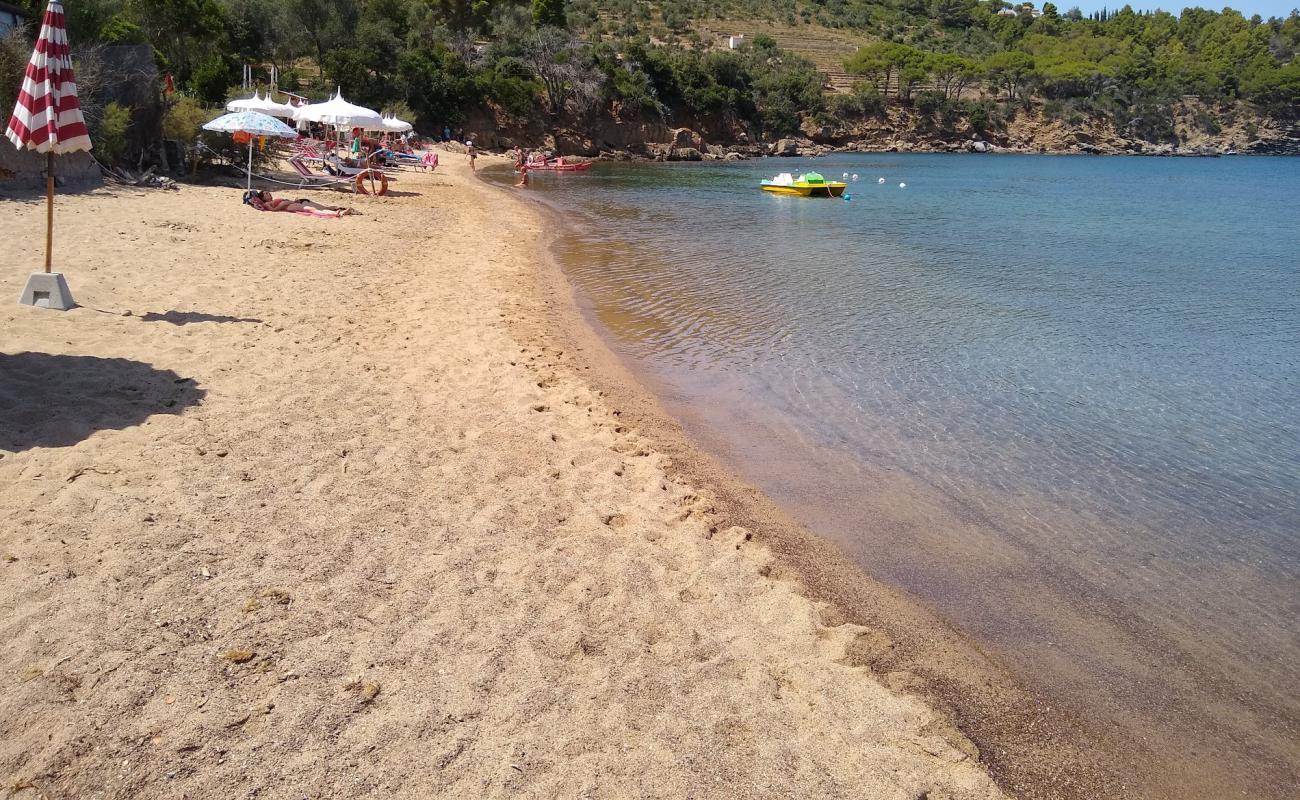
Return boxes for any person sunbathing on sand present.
[243,190,360,217]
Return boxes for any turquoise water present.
[498,154,1300,796]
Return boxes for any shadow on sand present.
[139,311,263,325]
[0,352,205,452]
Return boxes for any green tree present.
[129,0,228,81]
[845,42,925,98]
[984,50,1036,103]
[98,14,149,45]
[928,52,977,100]
[533,0,566,28]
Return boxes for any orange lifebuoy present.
[354,169,388,196]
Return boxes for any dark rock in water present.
[668,147,702,161]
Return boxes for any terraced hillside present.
[692,21,872,92]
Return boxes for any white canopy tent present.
[227,90,297,119]
[294,90,384,131]
[381,115,413,133]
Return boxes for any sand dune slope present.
[0,161,1004,799]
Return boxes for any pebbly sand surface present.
[0,156,1007,799]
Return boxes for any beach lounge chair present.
[288,157,353,189]
[324,153,385,178]
[291,140,326,163]
[306,156,390,196]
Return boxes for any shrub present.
[196,128,280,175]
[94,101,132,165]
[98,14,148,45]
[162,95,212,142]
[914,90,948,117]
[830,82,886,119]
[0,29,27,118]
[965,99,1000,132]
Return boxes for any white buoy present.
[878,177,885,184]
[842,172,849,178]
[899,182,907,188]
[851,173,859,181]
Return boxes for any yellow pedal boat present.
[760,171,846,197]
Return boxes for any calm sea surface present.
[494,154,1299,797]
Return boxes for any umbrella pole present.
[247,139,254,190]
[44,151,54,274]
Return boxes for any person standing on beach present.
[467,141,478,171]
[513,145,524,169]
[514,164,529,188]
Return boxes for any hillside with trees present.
[1,0,1297,163]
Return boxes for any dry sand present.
[1,155,1005,799]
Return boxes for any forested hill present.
[1,0,1298,160]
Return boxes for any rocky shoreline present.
[472,103,1300,162]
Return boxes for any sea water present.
[497,154,1300,797]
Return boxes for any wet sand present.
[0,157,1005,798]
[495,159,1300,800]
[492,169,1143,800]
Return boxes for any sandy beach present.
[0,157,1008,798]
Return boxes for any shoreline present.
[487,153,1300,800]
[1,158,1010,798]
[481,164,1133,799]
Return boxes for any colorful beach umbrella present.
[5,0,92,299]
[202,110,299,190]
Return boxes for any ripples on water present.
[497,154,1300,796]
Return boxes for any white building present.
[728,35,746,49]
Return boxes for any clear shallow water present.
[496,155,1300,796]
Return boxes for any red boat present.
[521,157,593,172]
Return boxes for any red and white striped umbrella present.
[4,0,92,154]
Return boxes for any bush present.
[162,95,213,142]
[196,128,280,175]
[965,99,1000,132]
[914,90,947,117]
[830,82,886,119]
[94,101,132,165]
[98,14,148,45]
[0,29,27,118]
